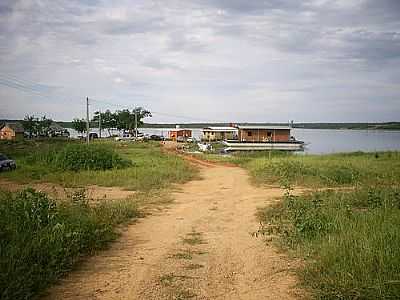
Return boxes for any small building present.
[0,122,25,141]
[237,125,291,142]
[202,127,238,141]
[168,128,192,142]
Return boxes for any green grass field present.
[196,149,400,298]
[0,139,198,300]
[233,151,400,299]
[0,139,198,190]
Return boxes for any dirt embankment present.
[42,163,303,299]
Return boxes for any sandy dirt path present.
[43,165,302,300]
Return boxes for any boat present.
[223,140,304,151]
[222,125,304,152]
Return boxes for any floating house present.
[0,122,24,141]
[202,127,238,141]
[223,125,304,151]
[168,127,192,142]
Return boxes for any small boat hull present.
[223,141,304,151]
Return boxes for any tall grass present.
[259,187,400,299]
[0,188,139,300]
[0,140,198,190]
[26,143,131,171]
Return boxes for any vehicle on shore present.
[0,153,16,171]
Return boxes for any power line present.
[89,98,221,123]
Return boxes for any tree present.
[37,116,53,136]
[22,115,53,137]
[72,118,87,134]
[115,108,152,133]
[92,109,117,136]
[23,115,37,138]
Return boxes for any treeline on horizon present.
[2,119,400,130]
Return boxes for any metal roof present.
[202,127,238,132]
[237,125,291,130]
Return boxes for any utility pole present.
[86,97,90,145]
[99,109,102,139]
[134,107,138,138]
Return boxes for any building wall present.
[169,130,192,141]
[238,129,290,142]
[202,131,236,141]
[0,126,21,140]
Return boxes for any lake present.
[67,128,400,155]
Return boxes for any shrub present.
[29,144,132,171]
[0,188,139,300]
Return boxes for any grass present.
[197,150,400,187]
[0,139,198,191]
[0,188,140,300]
[182,230,205,246]
[251,151,400,299]
[0,139,199,300]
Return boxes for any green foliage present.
[25,143,131,171]
[242,151,400,187]
[260,187,400,299]
[23,114,53,137]
[0,188,139,300]
[0,140,198,191]
[71,118,86,134]
[90,108,152,134]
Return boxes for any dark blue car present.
[0,154,16,171]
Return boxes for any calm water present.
[68,128,400,155]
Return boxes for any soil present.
[0,179,136,201]
[42,162,304,299]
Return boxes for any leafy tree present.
[22,115,53,137]
[37,116,52,136]
[23,115,37,138]
[92,110,117,136]
[72,118,87,134]
[115,108,152,134]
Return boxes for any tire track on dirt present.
[42,165,303,300]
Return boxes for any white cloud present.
[0,0,399,122]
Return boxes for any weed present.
[185,264,204,270]
[0,188,139,300]
[171,251,193,260]
[182,230,205,246]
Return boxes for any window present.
[247,131,252,137]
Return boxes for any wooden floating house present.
[0,122,24,141]
[169,126,192,142]
[223,125,304,151]
[201,127,238,141]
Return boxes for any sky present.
[0,0,399,123]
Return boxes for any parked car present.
[149,134,164,141]
[115,132,145,141]
[0,154,16,171]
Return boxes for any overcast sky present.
[1,0,399,123]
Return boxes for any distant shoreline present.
[1,120,400,131]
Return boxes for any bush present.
[0,188,139,300]
[29,144,132,171]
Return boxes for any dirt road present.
[43,165,302,299]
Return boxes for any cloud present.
[0,0,399,122]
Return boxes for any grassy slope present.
[200,150,400,299]
[0,139,198,190]
[0,139,198,300]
